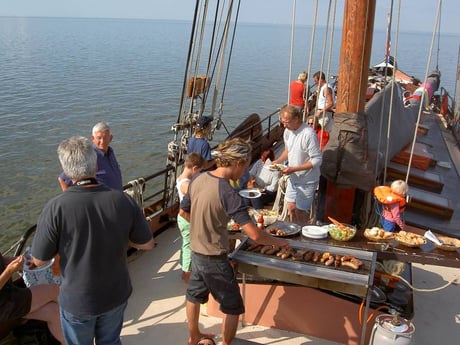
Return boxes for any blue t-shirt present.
[58,145,123,191]
[94,145,123,191]
[187,137,212,161]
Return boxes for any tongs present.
[424,230,443,246]
[327,216,347,231]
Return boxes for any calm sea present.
[0,17,458,252]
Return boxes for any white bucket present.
[22,257,61,287]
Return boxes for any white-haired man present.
[32,136,154,345]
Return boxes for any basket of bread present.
[395,231,427,248]
[434,235,460,252]
[364,227,395,241]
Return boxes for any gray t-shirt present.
[181,172,252,256]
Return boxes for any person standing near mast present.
[313,71,334,133]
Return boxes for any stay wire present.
[287,0,297,106]
[305,0,319,118]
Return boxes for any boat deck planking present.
[386,161,444,193]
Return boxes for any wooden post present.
[336,0,375,113]
[324,0,375,223]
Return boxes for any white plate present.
[302,225,328,239]
[268,163,287,171]
[239,188,261,199]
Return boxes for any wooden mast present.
[323,0,376,223]
[336,0,375,113]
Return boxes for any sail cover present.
[321,81,419,191]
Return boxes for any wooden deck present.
[398,112,460,236]
[120,227,460,345]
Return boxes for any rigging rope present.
[381,0,399,184]
[306,0,319,104]
[287,0,297,105]
[209,0,233,122]
[217,0,241,134]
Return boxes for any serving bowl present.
[328,224,356,241]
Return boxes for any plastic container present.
[22,255,61,287]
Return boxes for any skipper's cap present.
[196,116,212,128]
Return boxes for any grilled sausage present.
[341,255,355,263]
[324,256,335,266]
[312,251,321,263]
[303,250,314,262]
[260,245,273,254]
[320,252,331,263]
[265,245,280,256]
[281,249,294,259]
[334,255,342,268]
[248,244,263,252]
[292,249,307,261]
[341,260,360,270]
[276,248,287,257]
[246,242,259,251]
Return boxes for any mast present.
[323,0,376,223]
[336,0,375,113]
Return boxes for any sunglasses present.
[308,122,314,126]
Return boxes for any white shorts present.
[285,175,318,211]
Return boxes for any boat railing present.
[438,87,459,144]
[123,164,177,221]
[225,108,284,160]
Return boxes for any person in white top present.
[313,71,335,132]
[176,152,204,283]
[272,105,322,225]
[247,148,280,209]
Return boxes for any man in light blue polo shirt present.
[57,122,123,191]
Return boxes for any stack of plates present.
[302,225,329,239]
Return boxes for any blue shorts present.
[285,175,318,211]
[186,252,244,315]
[381,218,396,232]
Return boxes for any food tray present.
[434,235,460,252]
[395,231,427,248]
[363,228,395,242]
[268,163,286,171]
[266,221,301,237]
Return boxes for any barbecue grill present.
[230,236,378,345]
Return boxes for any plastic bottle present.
[257,214,264,229]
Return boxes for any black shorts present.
[186,252,244,315]
[0,284,32,321]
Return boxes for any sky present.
[0,0,459,35]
